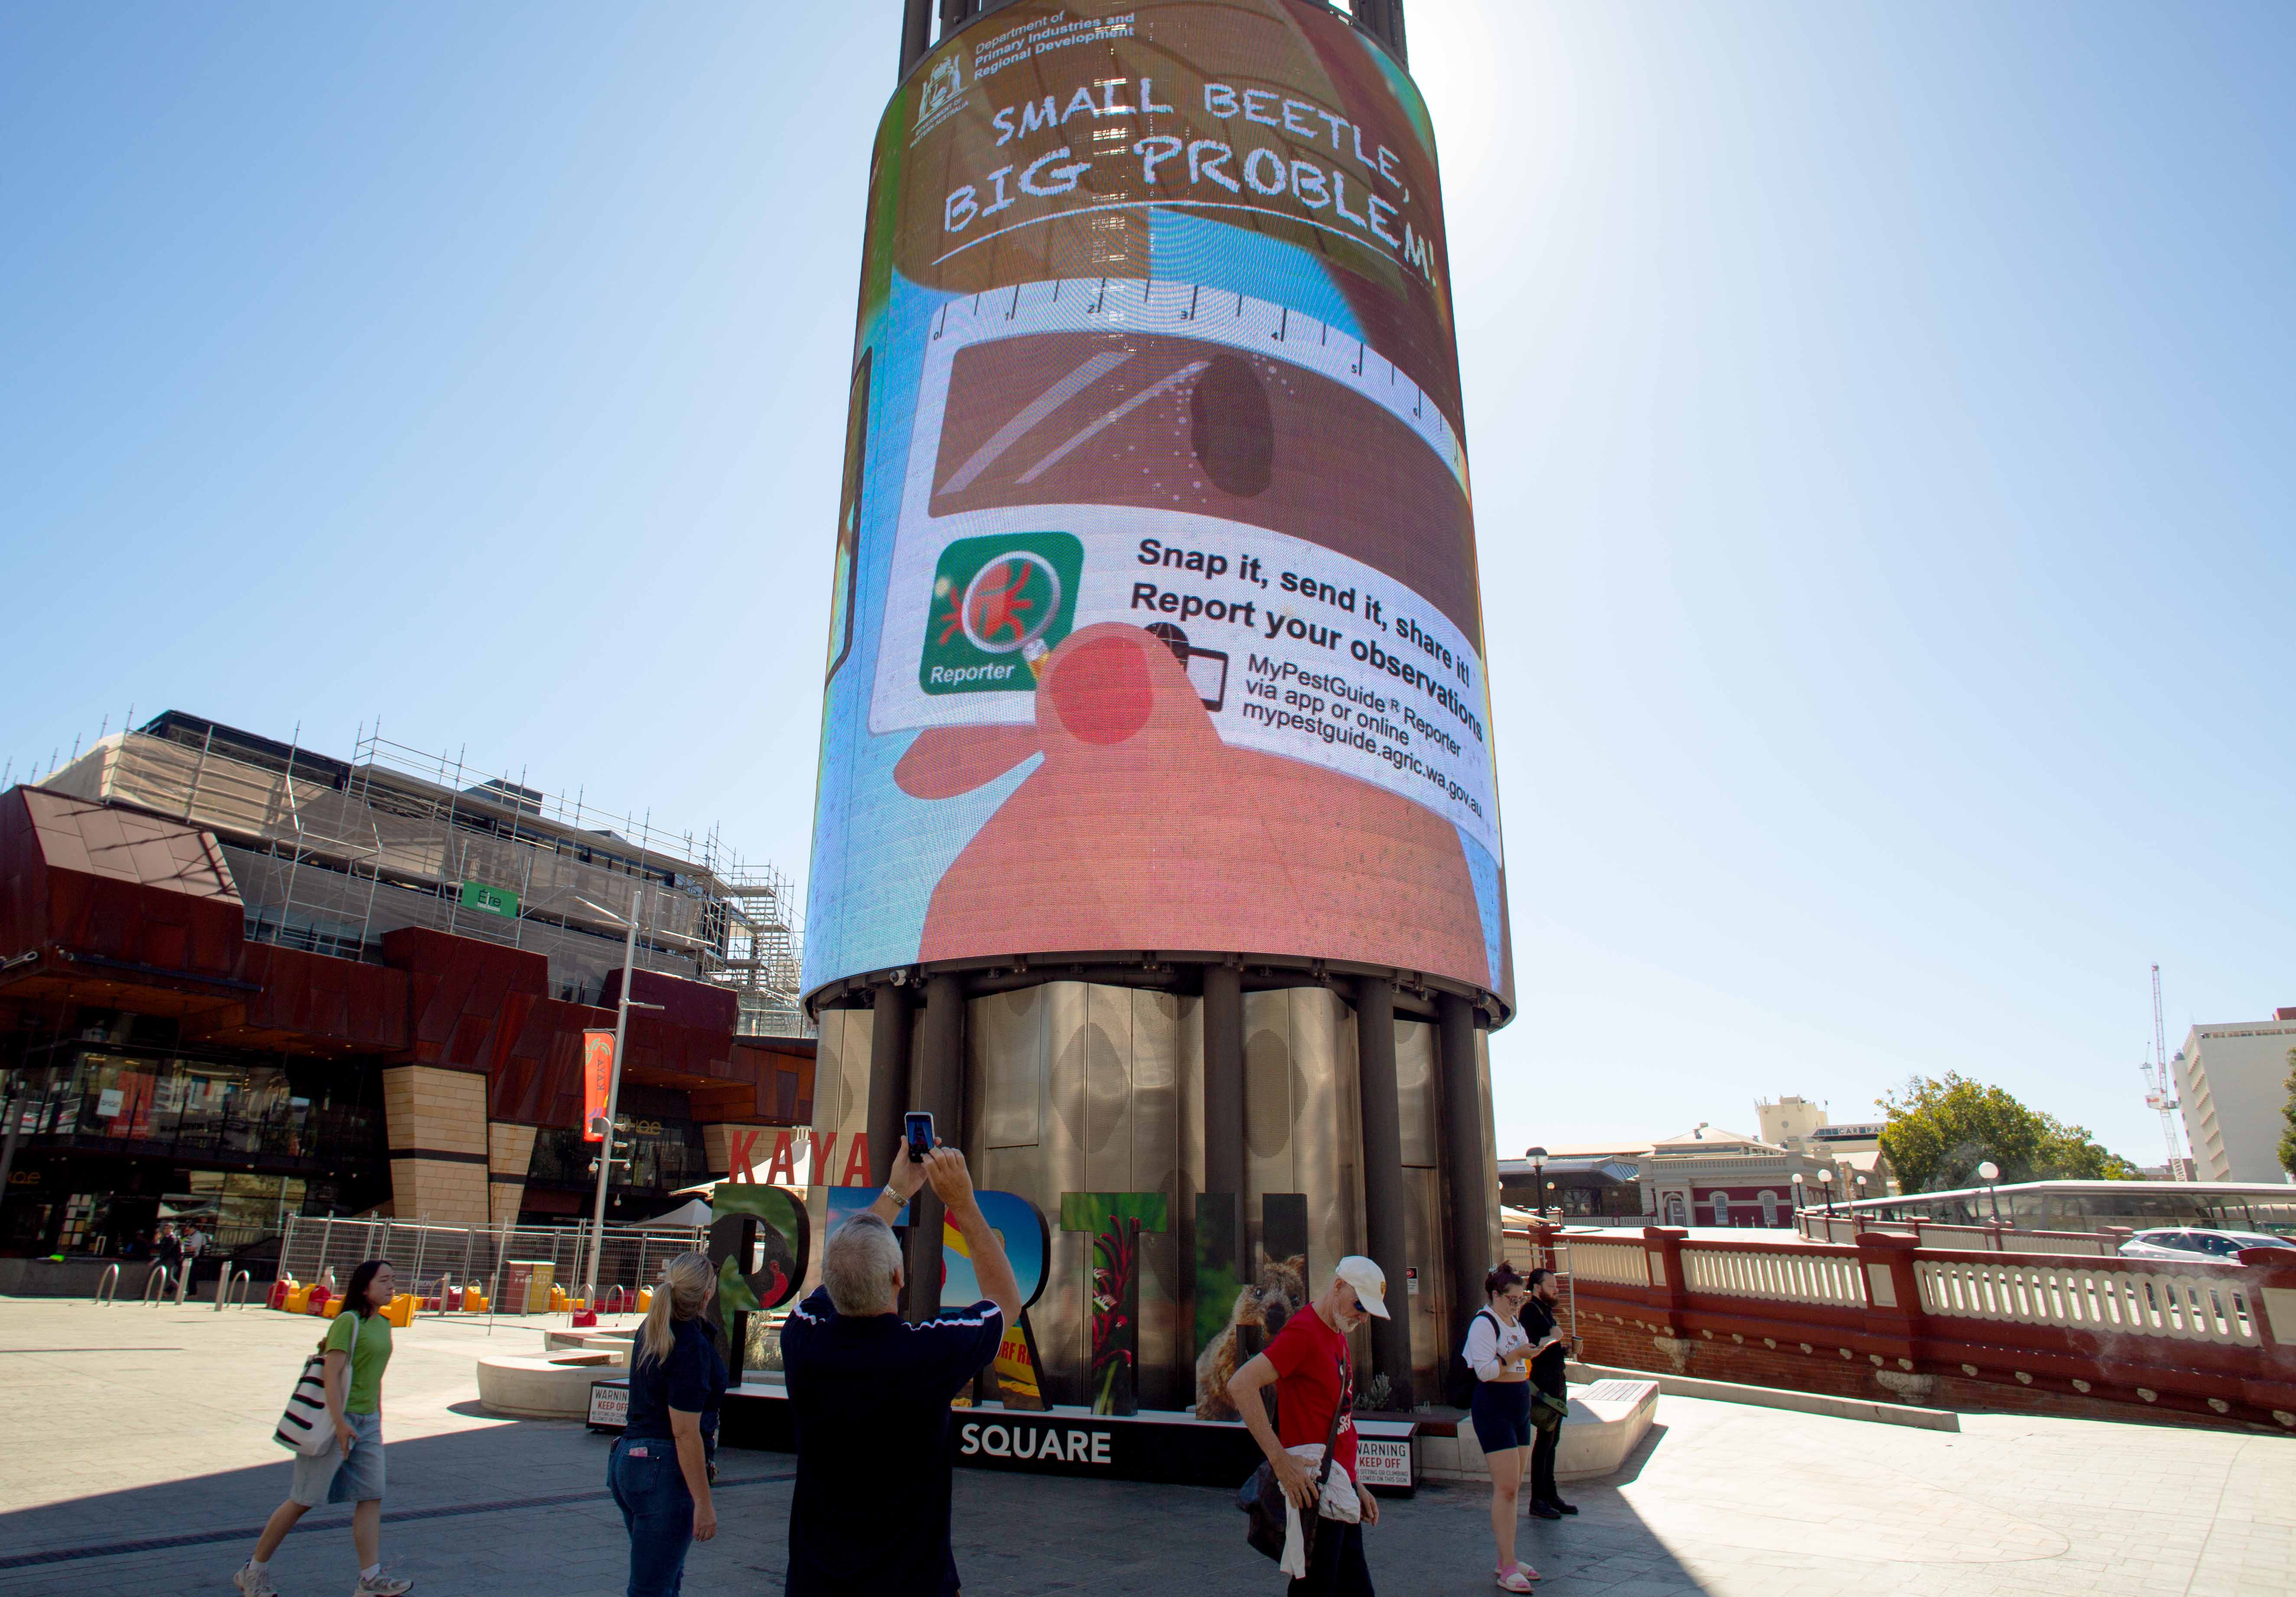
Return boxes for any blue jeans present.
[608,1434,695,1597]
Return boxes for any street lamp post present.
[1524,1146,1547,1223]
[580,887,645,1308]
[1818,1167,1835,1216]
[1977,1160,2001,1227]
[1791,1171,1805,1220]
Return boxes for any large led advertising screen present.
[806,0,1512,1008]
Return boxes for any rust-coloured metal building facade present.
[0,781,811,1261]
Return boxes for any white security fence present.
[275,1215,706,1311]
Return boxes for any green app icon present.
[919,531,1083,696]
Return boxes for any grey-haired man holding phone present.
[780,1142,1021,1597]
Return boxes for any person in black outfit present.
[610,1249,728,1597]
[781,1142,1022,1597]
[1520,1268,1576,1519]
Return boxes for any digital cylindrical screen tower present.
[805,0,1510,1414]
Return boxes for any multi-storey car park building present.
[0,714,812,1265]
[2175,1009,2296,1184]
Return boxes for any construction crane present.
[2140,963,2188,1179]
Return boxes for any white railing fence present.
[1564,1238,1652,1287]
[1914,1258,2257,1347]
[1682,1243,1866,1307]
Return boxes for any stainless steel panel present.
[1292,988,1361,1288]
[1239,986,1364,1376]
[973,987,1045,1149]
[801,1007,873,1296]
[1242,988,1295,1250]
[1404,1165,1445,1390]
[1083,985,1134,1186]
[814,1007,872,1141]
[1176,988,1207,1384]
[1178,988,1206,1203]
[1038,982,1095,1402]
[956,979,1416,1410]
[1395,1019,1438,1168]
[1130,988,1182,1409]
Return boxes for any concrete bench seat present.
[475,1353,626,1420]
[1417,1378,1660,1485]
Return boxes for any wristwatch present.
[881,1186,904,1207]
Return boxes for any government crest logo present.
[922,54,963,117]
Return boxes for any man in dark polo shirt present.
[780,1144,1021,1597]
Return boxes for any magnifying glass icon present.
[958,550,1064,677]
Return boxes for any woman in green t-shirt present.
[234,1259,412,1597]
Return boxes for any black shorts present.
[1470,1379,1532,1453]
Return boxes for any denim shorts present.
[1471,1379,1532,1454]
[290,1410,385,1506]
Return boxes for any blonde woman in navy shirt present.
[611,1251,728,1597]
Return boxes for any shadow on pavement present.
[0,1417,636,1567]
[0,1419,1704,1597]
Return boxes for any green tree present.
[2278,1047,2296,1179]
[1878,1072,2141,1194]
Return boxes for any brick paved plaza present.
[1,1298,2291,1597]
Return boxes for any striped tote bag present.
[274,1314,358,1456]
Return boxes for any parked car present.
[2118,1228,2296,1262]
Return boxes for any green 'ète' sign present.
[459,881,519,919]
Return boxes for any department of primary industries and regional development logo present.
[920,532,1083,695]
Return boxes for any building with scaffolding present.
[0,712,813,1266]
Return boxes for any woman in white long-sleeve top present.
[1465,1263,1552,1590]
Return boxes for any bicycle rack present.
[93,1263,120,1306]
[141,1265,171,1305]
[215,1269,253,1311]
[174,1268,192,1307]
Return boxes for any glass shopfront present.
[526,1119,711,1214]
[2,1044,389,1257]
[9,1047,381,1167]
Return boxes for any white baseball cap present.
[1333,1255,1391,1319]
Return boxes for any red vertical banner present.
[582,1030,614,1142]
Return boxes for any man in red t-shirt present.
[1227,1256,1390,1596]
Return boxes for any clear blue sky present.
[3,3,2289,1163]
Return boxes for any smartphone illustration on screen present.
[904,1112,935,1162]
[1184,647,1228,712]
[1143,623,1227,712]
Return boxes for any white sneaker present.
[351,1573,412,1596]
[234,1564,280,1597]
